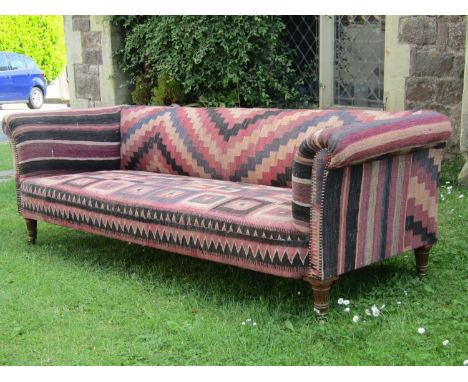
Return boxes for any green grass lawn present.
[0,156,466,365]
[0,143,13,171]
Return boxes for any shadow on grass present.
[33,220,417,313]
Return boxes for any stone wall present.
[64,16,128,108]
[399,15,466,158]
[458,17,468,187]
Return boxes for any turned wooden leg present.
[305,276,339,318]
[414,244,432,280]
[25,218,37,245]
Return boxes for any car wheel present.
[27,87,44,109]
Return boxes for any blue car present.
[0,52,47,109]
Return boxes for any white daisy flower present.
[343,300,350,306]
[352,315,359,323]
[344,307,350,312]
[253,322,257,326]
[463,360,468,366]
[297,291,301,295]
[371,304,380,317]
[338,298,344,305]
[442,340,449,346]
[365,309,371,316]
[397,301,401,305]
[417,327,426,335]
[246,318,252,323]
[459,194,465,199]
[242,322,246,325]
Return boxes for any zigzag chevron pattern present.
[20,171,310,278]
[404,148,442,249]
[120,106,403,188]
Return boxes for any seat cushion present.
[20,170,310,278]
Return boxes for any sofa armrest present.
[2,106,123,179]
[301,110,451,169]
[292,110,451,234]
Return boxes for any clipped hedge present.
[0,15,66,81]
[111,16,306,107]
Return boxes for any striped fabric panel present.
[309,147,445,280]
[2,106,123,213]
[292,140,316,233]
[3,106,123,180]
[309,150,330,279]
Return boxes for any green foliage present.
[131,77,152,105]
[151,73,186,106]
[0,15,66,81]
[111,16,305,107]
[130,73,186,106]
[440,153,465,186]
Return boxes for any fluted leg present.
[414,244,432,280]
[305,276,339,317]
[25,218,37,244]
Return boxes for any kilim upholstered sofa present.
[2,106,452,316]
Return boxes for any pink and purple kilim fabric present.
[20,171,309,278]
[3,106,451,280]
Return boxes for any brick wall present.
[399,16,466,158]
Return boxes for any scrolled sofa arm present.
[292,110,452,234]
[302,110,451,169]
[2,106,124,214]
[2,106,124,179]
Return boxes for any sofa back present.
[120,106,413,188]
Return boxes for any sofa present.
[2,105,451,316]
